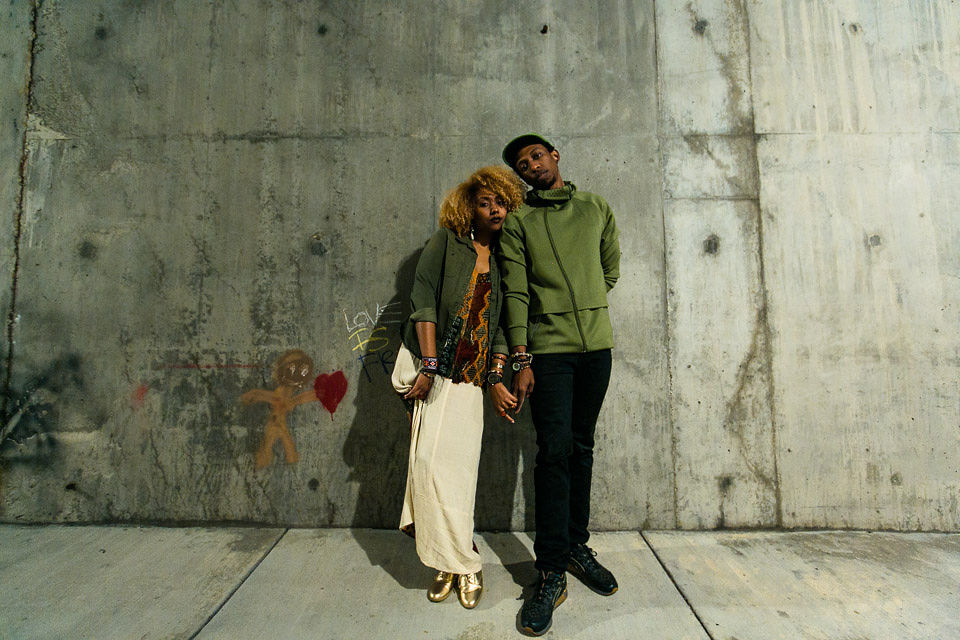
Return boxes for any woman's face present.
[473,188,508,234]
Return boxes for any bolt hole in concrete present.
[317,23,328,36]
[868,234,882,247]
[718,475,733,492]
[703,234,720,255]
[78,240,98,259]
[693,18,708,35]
[310,233,327,256]
[540,24,548,34]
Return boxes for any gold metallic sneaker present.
[457,570,483,609]
[427,571,455,602]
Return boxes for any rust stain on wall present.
[723,305,776,492]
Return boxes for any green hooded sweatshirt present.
[498,183,620,353]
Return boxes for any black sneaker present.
[567,543,618,595]
[518,571,567,637]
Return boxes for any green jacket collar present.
[451,229,499,253]
[451,232,473,248]
[526,182,577,206]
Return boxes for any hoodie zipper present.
[543,208,587,352]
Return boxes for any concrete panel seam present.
[743,0,783,527]
[751,131,960,136]
[3,0,38,422]
[663,196,760,202]
[52,131,675,143]
[639,530,716,640]
[652,0,680,529]
[187,528,289,640]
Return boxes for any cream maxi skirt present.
[392,343,484,574]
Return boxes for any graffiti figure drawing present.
[241,350,319,470]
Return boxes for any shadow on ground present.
[349,528,432,590]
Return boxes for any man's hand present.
[403,373,434,401]
[511,367,534,413]
[490,383,518,423]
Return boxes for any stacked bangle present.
[510,352,533,372]
[487,354,507,386]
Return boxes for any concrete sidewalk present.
[1,526,957,639]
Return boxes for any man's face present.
[514,144,562,190]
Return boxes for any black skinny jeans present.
[528,349,612,573]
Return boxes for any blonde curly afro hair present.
[439,166,525,238]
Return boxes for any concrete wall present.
[0,0,957,531]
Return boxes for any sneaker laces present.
[575,545,601,569]
[579,544,598,557]
[531,572,563,606]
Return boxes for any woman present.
[392,165,523,609]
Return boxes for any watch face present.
[512,362,521,371]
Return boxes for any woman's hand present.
[511,367,534,412]
[490,383,518,423]
[403,373,434,401]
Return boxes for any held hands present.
[511,367,534,413]
[403,372,434,401]
[490,383,518,423]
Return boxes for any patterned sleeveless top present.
[450,269,492,386]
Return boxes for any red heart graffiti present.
[314,370,348,417]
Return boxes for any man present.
[498,134,620,636]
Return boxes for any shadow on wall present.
[476,395,536,532]
[0,348,86,516]
[476,400,537,588]
[342,250,421,532]
[0,352,85,465]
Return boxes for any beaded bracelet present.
[420,356,439,377]
[510,352,533,372]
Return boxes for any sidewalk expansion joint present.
[188,527,289,639]
[640,530,716,640]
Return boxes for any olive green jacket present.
[402,228,508,361]
[498,183,620,353]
